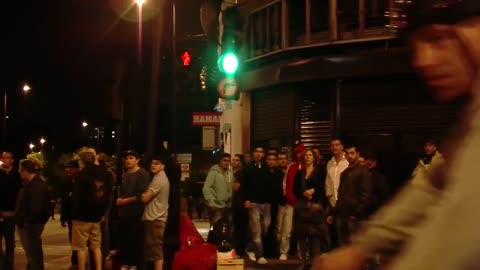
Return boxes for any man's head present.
[266,153,278,169]
[231,154,245,170]
[345,146,361,165]
[253,146,265,162]
[278,152,289,168]
[1,151,14,168]
[244,152,253,165]
[19,159,38,181]
[393,0,480,101]
[330,139,344,156]
[151,155,166,174]
[424,141,438,155]
[294,143,305,164]
[363,151,378,170]
[123,150,141,170]
[219,153,231,170]
[78,150,96,168]
[312,147,322,163]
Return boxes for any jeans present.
[335,215,360,246]
[207,207,230,227]
[232,207,248,256]
[18,224,45,270]
[275,204,293,256]
[0,217,16,270]
[247,203,271,258]
[66,220,78,266]
[118,217,144,269]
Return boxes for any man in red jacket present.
[277,144,304,260]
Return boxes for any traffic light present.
[181,51,192,66]
[218,52,238,75]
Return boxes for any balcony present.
[242,0,395,60]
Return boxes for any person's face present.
[253,147,265,162]
[1,152,14,167]
[278,154,289,167]
[151,160,165,174]
[304,150,315,166]
[231,156,241,169]
[266,155,278,168]
[313,149,322,161]
[358,157,366,166]
[424,143,437,155]
[345,148,360,164]
[330,140,344,155]
[295,151,304,164]
[244,153,253,164]
[364,159,377,170]
[220,156,231,170]
[410,22,477,101]
[125,155,139,169]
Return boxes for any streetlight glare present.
[29,143,34,149]
[40,138,46,144]
[82,121,88,128]
[23,84,31,92]
[134,0,146,5]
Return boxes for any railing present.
[245,0,395,60]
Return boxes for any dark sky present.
[3,0,203,154]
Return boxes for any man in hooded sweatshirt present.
[202,153,232,227]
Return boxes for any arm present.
[202,171,216,206]
[141,175,164,204]
[353,168,374,218]
[118,171,150,205]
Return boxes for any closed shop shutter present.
[252,88,295,146]
[340,75,462,137]
[298,88,333,153]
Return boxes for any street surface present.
[11,215,302,270]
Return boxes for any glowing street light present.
[29,143,35,151]
[40,138,46,145]
[23,84,31,92]
[82,121,88,128]
[134,0,146,6]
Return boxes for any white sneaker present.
[120,266,129,270]
[247,252,256,262]
[279,254,288,261]
[257,257,267,264]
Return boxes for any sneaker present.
[257,257,267,264]
[279,254,288,261]
[247,252,256,262]
[129,267,138,270]
[120,266,129,270]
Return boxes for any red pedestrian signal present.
[181,51,191,66]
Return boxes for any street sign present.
[192,112,222,126]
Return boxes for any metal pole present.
[2,92,7,146]
[172,0,177,157]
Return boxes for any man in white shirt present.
[325,139,349,208]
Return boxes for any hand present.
[61,220,67,227]
[311,246,366,270]
[116,198,127,206]
[233,182,241,192]
[327,216,334,224]
[244,200,252,209]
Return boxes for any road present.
[11,215,302,270]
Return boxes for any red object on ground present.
[173,215,217,270]
[172,243,217,270]
[179,214,205,249]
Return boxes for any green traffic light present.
[219,53,239,75]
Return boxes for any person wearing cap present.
[410,138,445,185]
[313,0,480,269]
[140,155,169,270]
[60,160,80,268]
[116,150,151,270]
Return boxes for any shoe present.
[120,265,129,270]
[130,267,138,270]
[257,257,267,264]
[247,252,256,262]
[279,254,288,261]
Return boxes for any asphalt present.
[9,215,303,270]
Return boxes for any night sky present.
[3,0,203,155]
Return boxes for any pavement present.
[9,215,302,270]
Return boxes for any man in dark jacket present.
[60,160,80,268]
[16,159,50,270]
[71,151,111,270]
[0,151,22,270]
[330,146,373,246]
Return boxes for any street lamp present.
[82,121,88,128]
[40,137,46,145]
[3,83,33,146]
[29,143,35,151]
[134,0,146,6]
